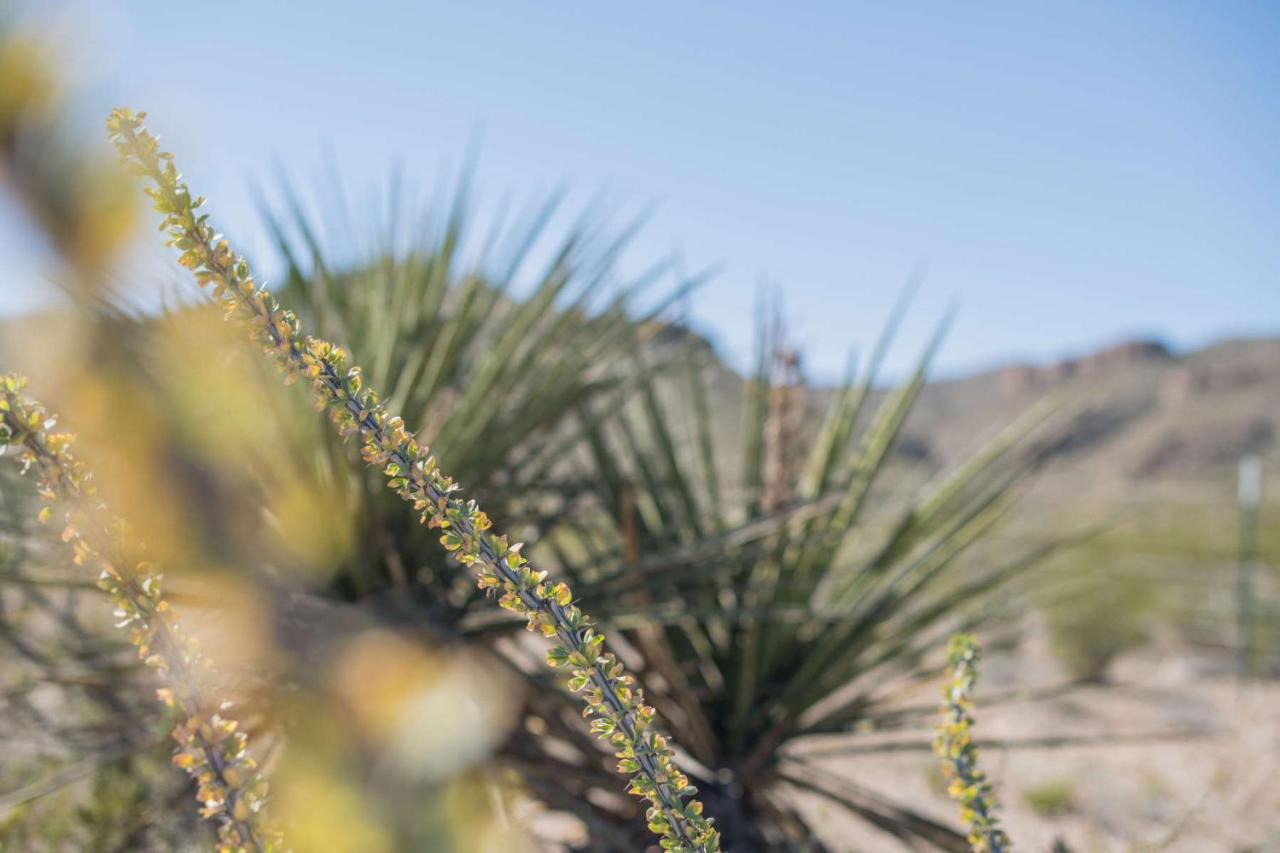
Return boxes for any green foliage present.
[1045,563,1156,682]
[108,107,719,853]
[1040,506,1280,671]
[260,169,682,607]
[1021,779,1075,817]
[0,749,204,851]
[935,635,1011,853]
[532,297,1060,847]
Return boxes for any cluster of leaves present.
[107,107,719,852]
[934,634,1010,853]
[526,299,1060,848]
[0,375,279,852]
[260,164,686,615]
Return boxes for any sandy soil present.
[789,642,1280,852]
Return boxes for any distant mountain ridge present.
[903,335,1277,484]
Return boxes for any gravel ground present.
[788,640,1280,852]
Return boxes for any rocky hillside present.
[646,324,1279,511]
[905,337,1278,485]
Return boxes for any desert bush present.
[0,464,205,850]
[0,750,200,851]
[1045,558,1156,682]
[1021,779,1075,818]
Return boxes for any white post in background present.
[1236,454,1261,681]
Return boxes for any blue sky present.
[4,1,1279,379]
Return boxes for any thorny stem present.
[934,634,1010,853]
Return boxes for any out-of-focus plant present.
[0,355,530,851]
[0,28,134,279]
[0,752,195,850]
[1044,555,1157,682]
[109,108,721,852]
[0,375,280,851]
[522,298,1065,848]
[0,20,232,847]
[934,634,1010,853]
[0,455,201,849]
[1020,779,1075,818]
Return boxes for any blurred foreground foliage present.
[0,19,1071,852]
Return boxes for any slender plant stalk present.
[107,108,720,853]
[935,634,1011,853]
[0,375,279,853]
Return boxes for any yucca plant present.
[249,180,1065,848]
[256,175,695,614]
[519,303,1066,849]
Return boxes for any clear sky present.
[4,1,1279,379]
